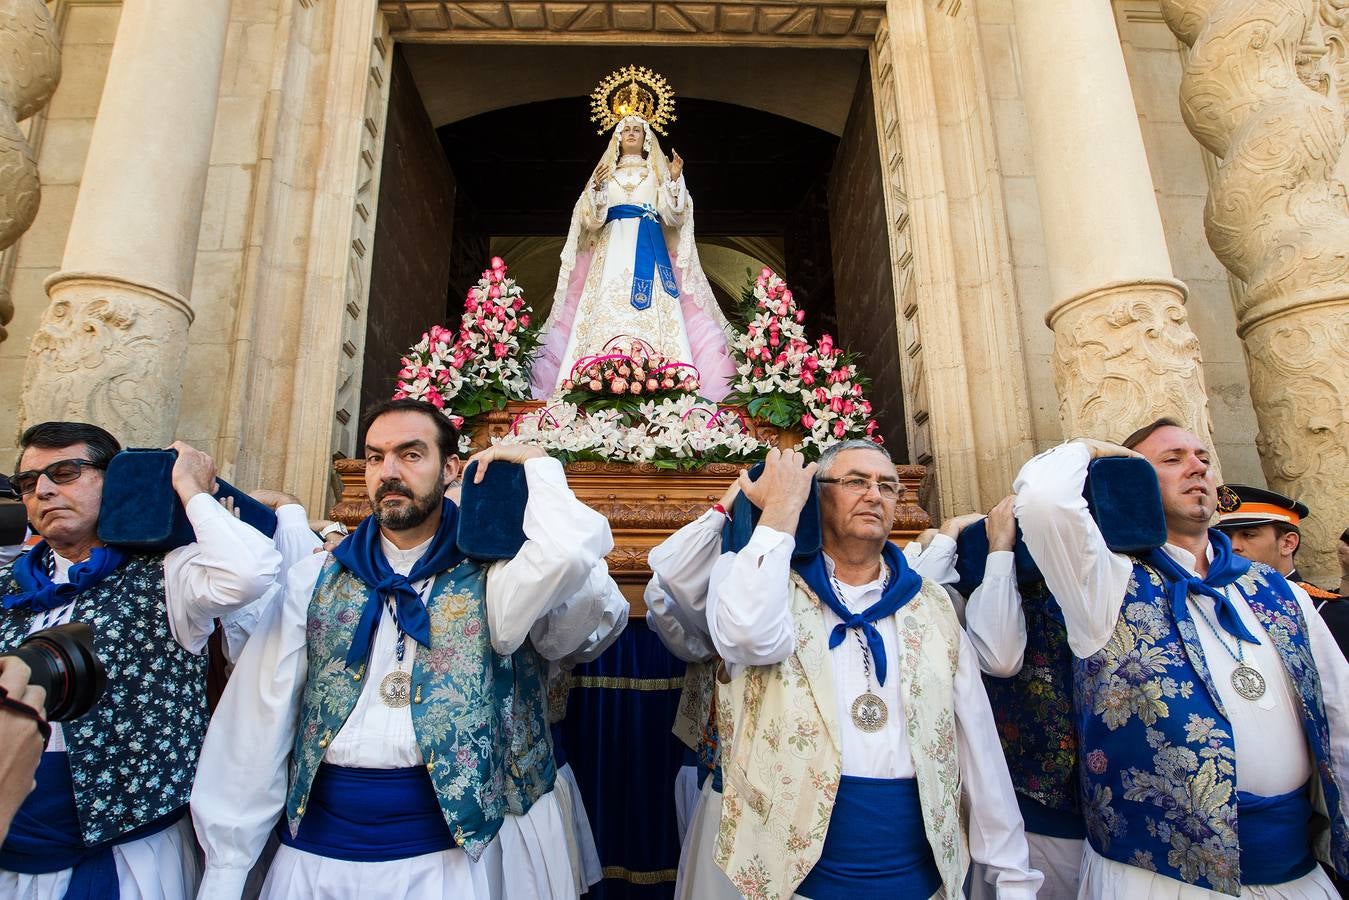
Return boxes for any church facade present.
[0,0,1345,580]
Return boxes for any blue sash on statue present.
[277,763,456,862]
[0,752,185,900]
[605,204,678,310]
[795,776,941,900]
[1238,784,1316,885]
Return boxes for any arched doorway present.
[360,43,910,458]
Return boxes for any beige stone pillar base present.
[19,272,192,447]
[1241,302,1349,582]
[1048,278,1216,447]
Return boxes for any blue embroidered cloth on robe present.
[604,204,678,310]
[277,763,456,862]
[794,776,942,900]
[0,753,185,900]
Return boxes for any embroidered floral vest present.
[714,576,967,900]
[673,658,715,751]
[0,553,207,845]
[286,558,513,861]
[504,641,557,816]
[1076,559,1349,895]
[982,580,1079,812]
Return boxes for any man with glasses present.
[705,440,1041,899]
[0,421,283,899]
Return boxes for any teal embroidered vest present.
[504,641,557,816]
[1076,559,1349,895]
[982,580,1078,813]
[0,553,207,844]
[286,558,512,861]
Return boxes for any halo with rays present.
[589,65,677,136]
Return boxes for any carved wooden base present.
[332,455,930,614]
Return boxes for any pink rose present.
[561,380,574,391]
[519,315,530,328]
[801,413,816,429]
[488,285,502,299]
[611,378,627,393]
[493,343,509,358]
[490,256,505,269]
[833,420,846,438]
[795,309,805,323]
[630,381,643,394]
[589,379,603,391]
[647,378,659,391]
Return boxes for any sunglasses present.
[10,459,106,497]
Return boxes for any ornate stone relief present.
[379,0,886,44]
[19,278,189,445]
[1048,282,1215,445]
[1160,0,1349,577]
[0,0,60,344]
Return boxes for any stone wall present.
[0,1,117,467]
[361,48,456,416]
[827,66,908,459]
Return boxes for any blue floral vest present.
[1076,558,1349,894]
[286,557,516,861]
[504,641,557,816]
[982,579,1079,814]
[0,553,207,845]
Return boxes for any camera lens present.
[10,622,106,722]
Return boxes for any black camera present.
[9,622,107,721]
[0,474,26,547]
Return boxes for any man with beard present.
[192,398,614,899]
[1014,420,1349,898]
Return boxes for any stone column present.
[18,0,232,446]
[1013,0,1216,448]
[0,0,61,344]
[1159,0,1349,582]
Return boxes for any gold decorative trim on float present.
[572,675,685,691]
[601,866,679,885]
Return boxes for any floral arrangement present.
[496,395,765,468]
[394,257,540,418]
[560,337,701,413]
[725,268,880,450]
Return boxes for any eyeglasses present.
[818,476,904,501]
[10,459,105,496]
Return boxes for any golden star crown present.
[590,65,676,136]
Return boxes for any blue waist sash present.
[605,204,678,310]
[795,776,942,900]
[0,752,185,900]
[1017,793,1086,840]
[1238,783,1316,886]
[279,763,456,863]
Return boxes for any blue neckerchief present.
[605,203,678,310]
[791,542,923,686]
[4,543,127,613]
[332,498,465,669]
[1143,529,1259,645]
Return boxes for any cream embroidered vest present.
[714,575,967,900]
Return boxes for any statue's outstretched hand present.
[593,164,611,192]
[669,150,684,181]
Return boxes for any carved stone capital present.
[19,276,191,446]
[1048,280,1217,449]
[1242,302,1349,581]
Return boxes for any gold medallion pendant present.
[1231,664,1266,701]
[379,670,412,708]
[851,692,888,733]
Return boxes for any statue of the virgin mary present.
[530,66,737,401]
